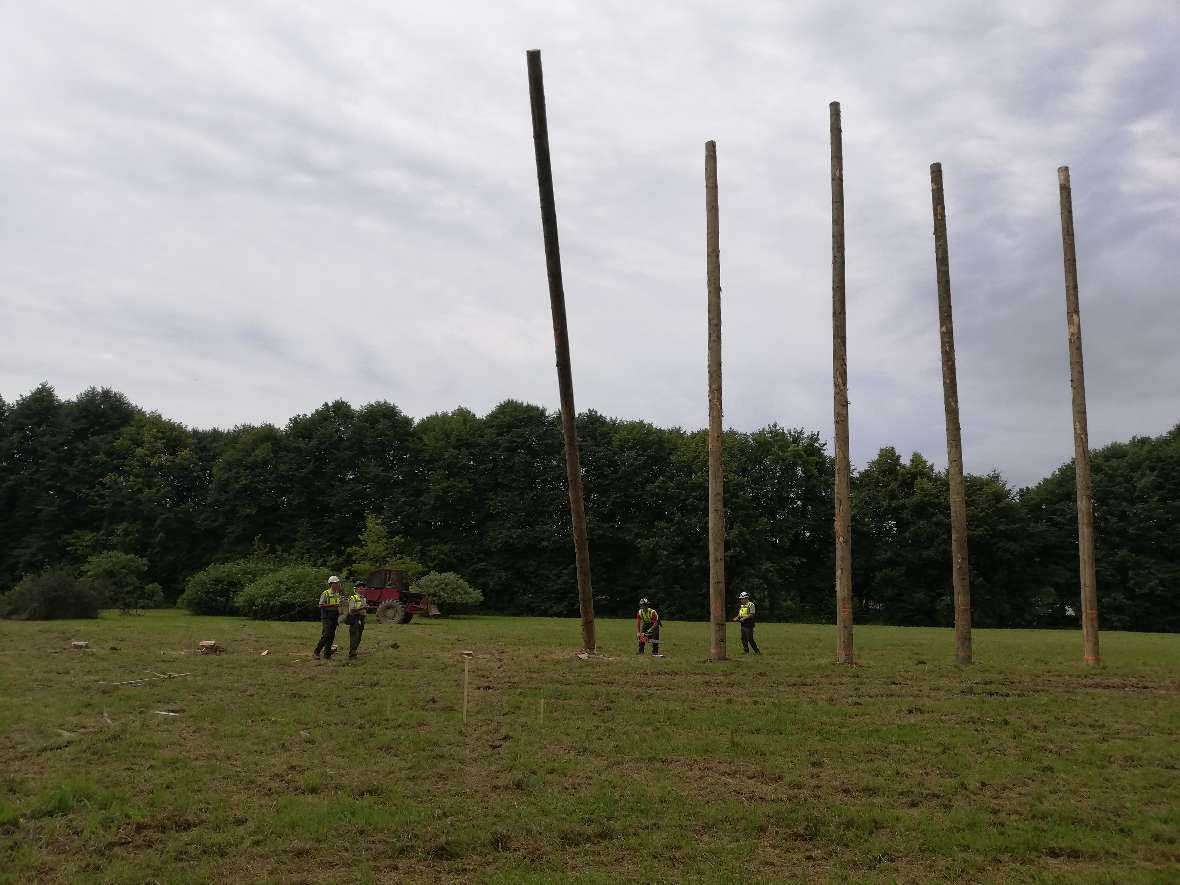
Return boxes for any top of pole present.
[1058,165,1070,183]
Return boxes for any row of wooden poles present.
[526,50,1100,666]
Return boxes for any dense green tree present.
[472,401,567,614]
[579,413,688,616]
[203,424,288,554]
[80,550,151,612]
[410,408,485,572]
[86,413,206,593]
[1021,426,1180,632]
[346,513,424,581]
[0,384,1175,632]
[0,384,69,574]
[852,448,951,625]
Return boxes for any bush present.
[177,557,278,616]
[235,565,334,621]
[412,572,482,614]
[80,551,151,613]
[0,568,100,620]
[140,583,166,609]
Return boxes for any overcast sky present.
[2,1,1177,486]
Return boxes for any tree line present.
[1,383,1176,631]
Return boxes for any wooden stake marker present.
[461,651,473,723]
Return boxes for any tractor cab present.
[355,568,439,624]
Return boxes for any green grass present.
[1,612,1178,883]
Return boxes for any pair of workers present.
[313,575,367,660]
[635,591,761,656]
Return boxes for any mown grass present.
[1,612,1177,883]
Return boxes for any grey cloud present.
[1,0,1177,487]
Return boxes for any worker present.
[344,583,367,659]
[636,597,662,656]
[313,575,342,659]
[733,591,760,654]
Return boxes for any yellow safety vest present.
[638,607,656,623]
[738,603,752,619]
[348,593,365,612]
[321,590,341,607]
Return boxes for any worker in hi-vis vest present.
[314,576,342,660]
[734,591,760,654]
[636,598,662,656]
[344,584,367,659]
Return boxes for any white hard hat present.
[327,575,341,585]
[738,591,750,599]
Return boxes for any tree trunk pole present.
[830,102,854,665]
[526,50,596,654]
[929,163,973,665]
[1057,166,1100,667]
[705,140,727,662]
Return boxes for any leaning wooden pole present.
[705,140,727,662]
[929,163,973,665]
[830,102,854,664]
[1057,165,1100,667]
[526,49,596,654]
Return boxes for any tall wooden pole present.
[705,140,727,661]
[929,163,973,665]
[1057,165,1100,667]
[526,50,596,654]
[830,102,854,665]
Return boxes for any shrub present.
[80,551,151,613]
[412,572,482,614]
[140,583,166,609]
[235,565,334,621]
[177,557,278,616]
[0,568,100,620]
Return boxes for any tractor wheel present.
[376,601,402,624]
[376,601,415,625]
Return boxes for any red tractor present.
[355,568,439,624]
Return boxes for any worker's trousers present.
[638,623,661,655]
[314,612,339,658]
[740,619,760,654]
[346,613,366,657]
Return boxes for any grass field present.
[1,612,1178,884]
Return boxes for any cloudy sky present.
[2,1,1177,486]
